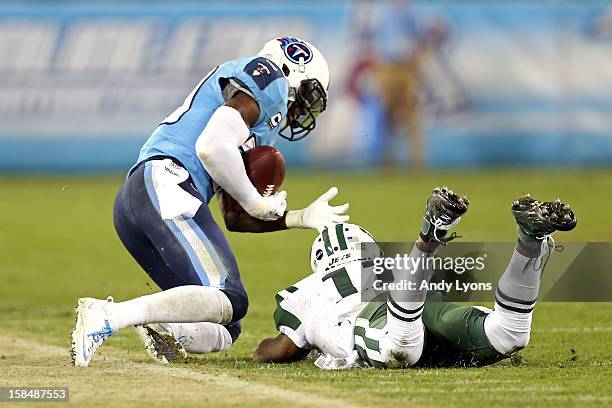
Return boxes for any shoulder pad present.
[243,57,284,90]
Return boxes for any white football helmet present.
[310,223,382,274]
[258,37,329,141]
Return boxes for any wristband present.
[285,209,305,229]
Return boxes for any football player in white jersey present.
[254,187,577,369]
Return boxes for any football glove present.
[244,191,288,221]
[286,187,349,231]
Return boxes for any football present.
[219,146,285,213]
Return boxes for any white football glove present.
[285,187,350,231]
[243,191,288,221]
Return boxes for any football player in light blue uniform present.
[137,55,289,204]
[71,38,350,367]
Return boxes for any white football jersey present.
[273,261,377,361]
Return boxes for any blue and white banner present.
[0,1,611,170]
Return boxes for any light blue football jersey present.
[132,56,289,203]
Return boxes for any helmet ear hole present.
[282,64,291,77]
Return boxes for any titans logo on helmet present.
[277,37,313,64]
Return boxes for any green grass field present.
[0,169,611,407]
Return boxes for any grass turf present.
[0,169,611,407]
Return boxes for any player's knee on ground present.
[380,337,424,368]
[190,324,234,353]
[172,322,235,354]
[484,309,531,355]
[379,316,425,368]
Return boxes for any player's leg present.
[125,160,247,361]
[419,194,577,367]
[71,159,245,366]
[376,242,430,368]
[122,160,248,360]
[377,187,469,368]
[418,292,502,367]
[174,321,239,353]
[136,321,237,360]
[484,195,577,355]
[107,160,246,328]
[112,165,239,361]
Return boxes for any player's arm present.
[218,193,289,233]
[201,78,349,232]
[253,333,310,363]
[224,90,260,126]
[220,186,350,233]
[196,91,286,221]
[216,92,289,233]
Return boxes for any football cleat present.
[420,186,469,244]
[70,297,115,367]
[134,324,187,364]
[512,194,577,243]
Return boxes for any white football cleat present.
[134,323,187,364]
[70,297,115,367]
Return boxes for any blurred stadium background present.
[1,1,611,407]
[2,0,612,171]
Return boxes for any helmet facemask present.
[280,78,327,141]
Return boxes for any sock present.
[167,322,233,354]
[389,243,436,304]
[484,304,532,355]
[383,243,434,366]
[496,247,542,312]
[105,285,233,331]
[484,246,544,355]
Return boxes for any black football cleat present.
[420,186,469,244]
[512,194,577,243]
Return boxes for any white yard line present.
[533,327,612,333]
[0,335,362,408]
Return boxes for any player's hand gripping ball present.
[219,146,286,215]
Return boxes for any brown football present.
[219,146,285,214]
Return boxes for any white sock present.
[382,306,425,367]
[105,286,233,331]
[381,243,433,366]
[390,243,435,304]
[484,305,532,355]
[484,246,543,355]
[167,322,233,353]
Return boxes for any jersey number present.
[322,267,358,298]
[161,66,219,125]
